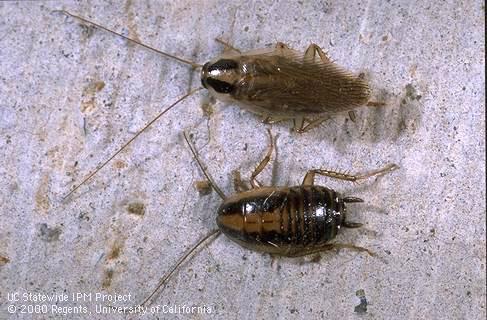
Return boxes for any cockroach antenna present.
[62,88,203,201]
[52,10,203,69]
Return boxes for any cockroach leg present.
[284,243,375,257]
[348,110,357,122]
[249,129,274,188]
[366,101,386,107]
[326,243,375,256]
[301,163,399,186]
[275,42,292,54]
[275,42,290,49]
[304,43,332,64]
[293,116,329,133]
[232,170,250,192]
[342,221,364,228]
[262,115,289,125]
[297,116,331,133]
[343,196,365,203]
[292,117,305,132]
[215,38,241,54]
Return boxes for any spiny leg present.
[275,42,294,55]
[342,220,363,228]
[275,42,290,49]
[215,38,241,54]
[297,116,331,133]
[232,170,250,192]
[302,163,399,186]
[292,117,305,132]
[250,129,274,188]
[285,243,375,257]
[262,114,290,125]
[366,101,385,107]
[329,243,375,256]
[200,95,217,118]
[348,110,357,122]
[304,43,332,64]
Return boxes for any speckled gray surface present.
[0,1,485,319]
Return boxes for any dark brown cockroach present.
[54,10,383,199]
[135,130,398,307]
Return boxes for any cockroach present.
[134,129,398,307]
[53,10,384,199]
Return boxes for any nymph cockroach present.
[136,129,398,307]
[54,10,383,199]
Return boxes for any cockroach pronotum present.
[133,129,398,307]
[53,10,384,199]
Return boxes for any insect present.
[53,10,384,199]
[136,129,398,307]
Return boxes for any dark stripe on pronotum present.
[205,78,235,94]
[207,59,238,72]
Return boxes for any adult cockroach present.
[133,129,398,307]
[53,10,383,199]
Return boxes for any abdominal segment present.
[216,186,344,255]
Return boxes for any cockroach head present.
[201,58,239,95]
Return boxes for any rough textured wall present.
[0,1,485,319]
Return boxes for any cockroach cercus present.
[54,10,384,199]
[129,129,398,308]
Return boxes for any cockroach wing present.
[232,52,371,118]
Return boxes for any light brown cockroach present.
[132,129,398,307]
[55,11,383,198]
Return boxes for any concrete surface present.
[0,1,485,319]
